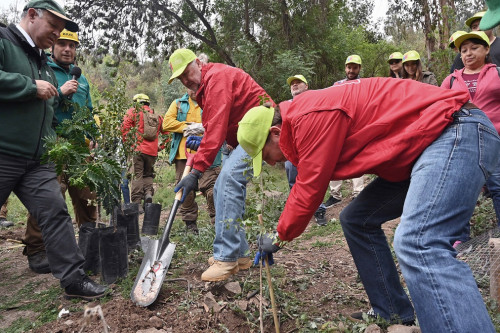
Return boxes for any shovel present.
[130,153,194,306]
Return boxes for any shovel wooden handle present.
[175,149,195,201]
[174,164,192,201]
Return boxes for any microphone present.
[68,66,81,100]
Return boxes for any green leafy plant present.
[43,76,132,215]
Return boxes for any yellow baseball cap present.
[345,55,362,65]
[286,75,308,86]
[465,11,486,27]
[168,48,197,84]
[58,29,79,44]
[387,52,404,63]
[448,31,467,48]
[454,31,490,50]
[237,105,275,177]
[402,50,420,63]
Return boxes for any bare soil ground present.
[0,199,402,333]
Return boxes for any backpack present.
[142,110,159,141]
[450,66,500,88]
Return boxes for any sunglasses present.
[389,60,402,65]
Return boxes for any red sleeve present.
[121,108,135,142]
[193,76,233,172]
[441,75,452,89]
[277,110,351,241]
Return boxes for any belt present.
[461,101,477,110]
[453,101,478,117]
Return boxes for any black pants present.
[0,153,85,287]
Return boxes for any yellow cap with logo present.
[387,52,404,63]
[448,31,467,48]
[59,29,79,44]
[345,55,362,65]
[402,50,420,63]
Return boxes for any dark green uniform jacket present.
[0,24,58,160]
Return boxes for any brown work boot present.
[185,221,199,234]
[201,260,239,282]
[208,256,252,270]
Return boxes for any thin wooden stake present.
[258,214,280,333]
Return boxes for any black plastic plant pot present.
[116,203,141,251]
[78,222,100,275]
[99,226,128,284]
[142,203,162,235]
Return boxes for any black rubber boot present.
[98,226,128,284]
[116,203,141,251]
[142,203,162,235]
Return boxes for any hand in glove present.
[174,169,201,202]
[253,251,274,266]
[183,123,205,137]
[186,136,202,151]
[253,232,281,266]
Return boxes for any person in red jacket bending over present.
[167,48,274,281]
[237,78,498,333]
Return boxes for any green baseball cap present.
[465,11,486,28]
[454,31,490,50]
[345,54,362,65]
[237,105,275,177]
[481,0,500,30]
[168,48,197,84]
[286,74,308,86]
[24,0,78,32]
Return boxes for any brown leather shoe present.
[201,260,239,282]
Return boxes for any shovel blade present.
[130,240,176,306]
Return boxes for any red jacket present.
[441,64,500,133]
[277,78,469,241]
[194,63,274,172]
[121,105,166,157]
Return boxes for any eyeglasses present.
[389,60,402,65]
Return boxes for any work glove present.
[186,136,202,151]
[183,123,205,137]
[253,251,274,267]
[174,169,201,203]
[253,232,281,266]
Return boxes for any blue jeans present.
[486,170,500,226]
[213,145,251,261]
[285,160,326,214]
[121,169,130,204]
[342,108,498,331]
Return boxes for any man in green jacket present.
[24,28,98,272]
[0,0,106,300]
